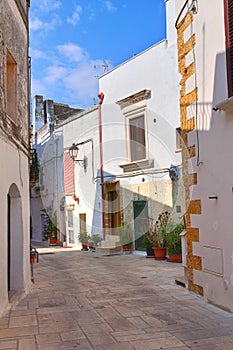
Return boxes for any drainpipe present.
[98,92,105,240]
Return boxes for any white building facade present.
[56,0,185,249]
[175,0,233,311]
[0,0,31,316]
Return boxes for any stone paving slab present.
[0,247,233,349]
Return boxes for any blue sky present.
[29,0,166,109]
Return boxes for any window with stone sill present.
[116,89,153,172]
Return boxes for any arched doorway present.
[7,184,24,297]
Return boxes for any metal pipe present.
[98,92,105,239]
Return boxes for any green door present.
[133,201,149,250]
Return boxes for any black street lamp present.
[69,143,87,170]
[69,143,79,160]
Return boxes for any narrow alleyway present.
[0,248,233,350]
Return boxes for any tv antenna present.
[94,60,109,77]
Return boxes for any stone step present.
[101,240,121,248]
[95,246,122,254]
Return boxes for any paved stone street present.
[0,246,233,350]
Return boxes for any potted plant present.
[145,211,170,260]
[143,234,154,258]
[43,211,59,245]
[164,222,184,263]
[78,232,90,251]
[119,223,134,252]
[88,234,101,251]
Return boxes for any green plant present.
[78,232,90,244]
[119,223,134,246]
[165,223,184,255]
[43,211,59,240]
[91,234,101,246]
[142,234,153,249]
[145,211,170,248]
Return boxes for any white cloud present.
[44,65,68,84]
[57,43,88,63]
[31,42,112,108]
[63,62,99,105]
[30,15,61,31]
[32,0,62,12]
[30,49,48,60]
[30,17,44,31]
[105,1,117,13]
[67,5,82,26]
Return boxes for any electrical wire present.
[93,164,182,182]
[189,9,201,166]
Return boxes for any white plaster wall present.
[33,126,66,242]
[97,0,183,222]
[57,106,102,239]
[57,0,185,244]
[30,196,43,242]
[99,2,181,177]
[175,0,233,311]
[0,139,30,315]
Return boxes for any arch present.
[7,183,24,295]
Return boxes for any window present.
[68,230,74,244]
[79,213,86,233]
[6,50,17,122]
[129,115,146,161]
[67,210,74,244]
[67,210,73,228]
[117,89,154,172]
[224,0,233,96]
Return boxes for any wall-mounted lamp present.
[208,196,218,200]
[69,143,87,171]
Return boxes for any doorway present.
[133,201,149,250]
[7,184,24,298]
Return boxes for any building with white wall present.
[0,0,31,316]
[55,105,100,245]
[31,97,81,243]
[97,0,184,249]
[55,0,185,250]
[175,0,233,311]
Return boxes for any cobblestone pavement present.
[1,246,233,350]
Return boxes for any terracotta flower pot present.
[49,237,57,245]
[167,254,182,263]
[152,247,166,260]
[122,245,129,252]
[81,243,88,251]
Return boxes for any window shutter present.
[129,116,146,162]
[224,0,233,96]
